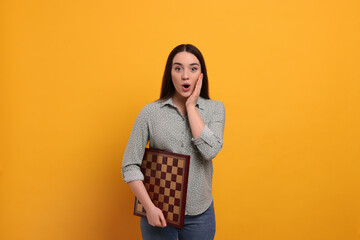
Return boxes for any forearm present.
[186,104,205,139]
[189,101,225,161]
[128,180,155,211]
[129,180,167,227]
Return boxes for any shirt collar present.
[160,97,205,110]
[159,97,176,108]
[196,97,205,110]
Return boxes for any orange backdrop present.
[1,0,360,239]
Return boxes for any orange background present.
[1,1,360,239]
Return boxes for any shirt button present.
[181,143,184,148]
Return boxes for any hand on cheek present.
[186,73,203,108]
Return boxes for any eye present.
[191,67,198,71]
[174,67,181,71]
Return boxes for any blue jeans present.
[140,202,216,240]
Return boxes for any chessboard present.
[134,148,190,229]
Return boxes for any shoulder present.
[136,100,163,118]
[142,100,164,112]
[199,98,225,112]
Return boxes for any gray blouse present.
[122,97,225,215]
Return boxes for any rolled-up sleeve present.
[191,101,225,161]
[121,106,149,183]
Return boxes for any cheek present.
[192,72,201,82]
[171,78,178,89]
[171,72,180,84]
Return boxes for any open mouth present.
[183,84,190,89]
[182,84,191,92]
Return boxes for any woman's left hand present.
[186,73,203,108]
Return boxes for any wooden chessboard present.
[134,148,190,229]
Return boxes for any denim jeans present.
[140,202,216,240]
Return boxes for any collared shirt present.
[122,97,225,215]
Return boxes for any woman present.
[122,44,225,240]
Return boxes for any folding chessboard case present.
[134,148,190,229]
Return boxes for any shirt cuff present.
[191,125,215,147]
[123,168,144,183]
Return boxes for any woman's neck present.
[172,94,187,115]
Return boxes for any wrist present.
[186,102,196,109]
[143,202,156,212]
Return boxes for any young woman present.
[122,44,225,240]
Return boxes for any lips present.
[182,83,191,92]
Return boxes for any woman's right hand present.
[146,205,167,227]
[128,180,167,227]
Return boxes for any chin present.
[180,93,192,99]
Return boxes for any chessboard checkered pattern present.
[134,148,190,229]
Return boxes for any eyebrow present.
[173,62,200,66]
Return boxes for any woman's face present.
[171,51,202,100]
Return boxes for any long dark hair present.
[159,44,210,100]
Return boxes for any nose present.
[181,70,189,80]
